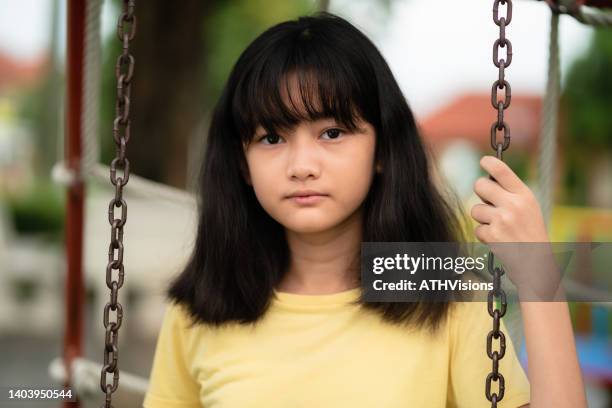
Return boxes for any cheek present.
[248,162,280,210]
[330,139,376,206]
[244,154,291,225]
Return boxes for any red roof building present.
[0,52,48,92]
[417,93,543,154]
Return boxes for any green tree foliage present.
[562,29,612,205]
[564,29,612,151]
[204,0,316,103]
[4,180,65,239]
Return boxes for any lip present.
[288,194,327,205]
[285,190,328,205]
[286,189,327,198]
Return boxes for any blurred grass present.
[3,180,65,240]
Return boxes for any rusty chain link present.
[99,1,135,407]
[485,1,512,406]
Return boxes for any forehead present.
[279,72,321,116]
[232,55,372,147]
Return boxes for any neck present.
[277,206,363,295]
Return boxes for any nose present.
[286,133,321,181]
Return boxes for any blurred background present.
[0,0,610,407]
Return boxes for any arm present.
[471,155,587,408]
[517,285,586,407]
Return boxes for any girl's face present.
[242,79,378,235]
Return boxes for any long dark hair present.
[167,11,469,335]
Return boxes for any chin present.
[283,216,340,234]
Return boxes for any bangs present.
[231,34,373,143]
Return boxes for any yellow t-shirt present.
[143,288,530,407]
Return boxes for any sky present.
[332,0,594,117]
[0,0,595,118]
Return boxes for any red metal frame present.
[64,1,85,407]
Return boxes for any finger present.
[470,203,496,225]
[480,155,525,194]
[473,177,507,207]
[474,224,493,244]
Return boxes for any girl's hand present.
[470,156,558,295]
[471,155,549,243]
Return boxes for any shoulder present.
[447,299,522,363]
[164,300,187,323]
[450,300,499,328]
[158,300,211,360]
[447,301,493,347]
[161,300,203,338]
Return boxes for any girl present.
[143,12,586,408]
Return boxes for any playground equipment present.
[49,0,612,407]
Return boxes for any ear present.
[375,162,383,174]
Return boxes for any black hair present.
[166,11,470,335]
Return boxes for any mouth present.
[286,193,328,205]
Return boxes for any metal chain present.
[485,1,512,406]
[99,1,136,407]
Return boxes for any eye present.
[321,128,344,140]
[257,133,284,145]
